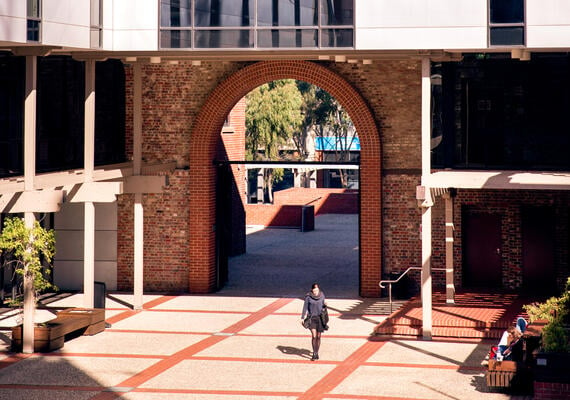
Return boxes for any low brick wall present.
[245,188,358,227]
[534,381,570,399]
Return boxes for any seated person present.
[491,317,527,362]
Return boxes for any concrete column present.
[22,55,37,353]
[83,59,96,309]
[132,63,144,310]
[309,170,317,188]
[444,193,455,304]
[421,57,433,340]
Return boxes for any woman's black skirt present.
[308,315,325,332]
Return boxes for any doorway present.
[462,209,502,288]
[521,207,556,294]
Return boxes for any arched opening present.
[189,60,381,296]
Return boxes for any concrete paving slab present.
[369,339,490,367]
[108,310,248,333]
[0,356,158,387]
[151,295,277,312]
[60,331,210,356]
[331,365,506,400]
[0,389,98,400]
[193,335,363,362]
[139,359,336,393]
[122,395,297,400]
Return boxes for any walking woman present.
[301,283,326,361]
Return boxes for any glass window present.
[490,0,523,23]
[321,0,353,26]
[195,29,253,48]
[161,0,192,27]
[490,27,524,46]
[257,0,317,27]
[489,0,524,46]
[195,0,254,27]
[257,29,317,47]
[27,20,40,42]
[321,28,353,47]
[27,0,40,18]
[160,30,192,48]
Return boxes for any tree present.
[246,80,303,201]
[0,216,56,352]
[296,81,357,188]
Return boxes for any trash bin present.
[94,281,106,309]
[301,205,315,232]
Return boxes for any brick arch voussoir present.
[189,60,382,296]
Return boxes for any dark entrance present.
[522,207,556,294]
[462,209,502,288]
[215,163,232,290]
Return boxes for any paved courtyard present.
[0,214,531,399]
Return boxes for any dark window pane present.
[161,0,191,27]
[195,0,254,27]
[490,27,524,46]
[321,0,353,26]
[27,20,40,42]
[490,0,524,23]
[160,30,192,48]
[257,29,317,47]
[195,29,253,48]
[257,0,317,27]
[321,28,353,47]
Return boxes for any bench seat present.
[11,308,105,352]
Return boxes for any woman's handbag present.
[320,304,329,330]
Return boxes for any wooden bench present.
[485,321,547,390]
[12,308,105,353]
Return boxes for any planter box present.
[534,352,570,384]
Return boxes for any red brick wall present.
[534,381,570,399]
[187,60,384,296]
[245,187,358,226]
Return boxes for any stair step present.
[374,324,505,339]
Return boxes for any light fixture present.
[150,57,161,64]
[192,60,202,66]
[363,59,373,65]
[125,57,137,62]
[334,55,346,62]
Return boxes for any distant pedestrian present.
[301,283,327,361]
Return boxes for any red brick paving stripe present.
[132,387,301,396]
[104,295,178,325]
[298,339,387,400]
[0,353,31,371]
[220,297,292,333]
[106,298,293,391]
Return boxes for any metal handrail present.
[379,267,446,314]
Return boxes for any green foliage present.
[524,277,570,352]
[246,79,303,161]
[0,217,57,297]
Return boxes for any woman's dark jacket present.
[301,291,325,319]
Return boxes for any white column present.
[132,63,144,310]
[309,170,316,188]
[83,60,96,308]
[257,169,264,203]
[421,57,433,340]
[22,55,37,354]
[444,194,455,304]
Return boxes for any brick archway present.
[189,60,382,296]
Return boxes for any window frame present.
[488,0,526,47]
[158,0,354,50]
[27,0,42,43]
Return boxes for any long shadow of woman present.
[276,345,312,360]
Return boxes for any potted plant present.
[0,216,56,352]
[523,277,570,396]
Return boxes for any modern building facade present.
[1,0,570,344]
